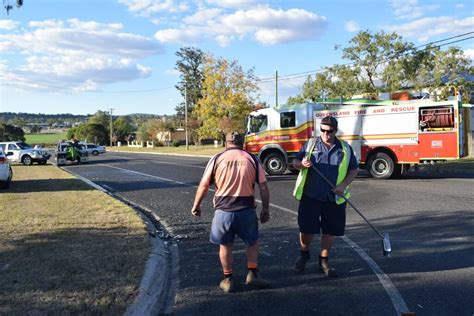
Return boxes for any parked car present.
[0,147,13,188]
[79,142,106,156]
[0,141,51,165]
[55,141,89,166]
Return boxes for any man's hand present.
[191,205,201,217]
[333,184,346,197]
[301,157,312,169]
[259,208,270,223]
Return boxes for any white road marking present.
[92,162,409,314]
[256,201,409,315]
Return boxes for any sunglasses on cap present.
[320,127,335,134]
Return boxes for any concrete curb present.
[60,166,179,315]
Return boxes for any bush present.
[172,140,180,147]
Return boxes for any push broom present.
[311,165,392,257]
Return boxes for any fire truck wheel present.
[263,152,286,175]
[367,152,395,179]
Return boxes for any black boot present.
[294,251,310,274]
[318,256,338,277]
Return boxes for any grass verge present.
[0,164,149,314]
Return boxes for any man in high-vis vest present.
[292,116,358,277]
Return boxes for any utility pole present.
[108,108,114,147]
[185,84,189,151]
[275,70,279,107]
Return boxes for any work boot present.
[318,256,338,277]
[245,270,271,289]
[219,276,234,293]
[294,251,310,274]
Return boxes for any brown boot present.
[219,276,234,293]
[245,270,271,289]
[318,256,338,277]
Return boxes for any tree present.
[30,125,42,133]
[407,47,472,99]
[175,47,205,118]
[145,118,175,145]
[88,110,110,131]
[287,66,361,104]
[194,55,258,142]
[0,123,25,142]
[4,0,23,14]
[113,116,134,142]
[287,30,469,102]
[341,30,413,93]
[76,123,109,145]
[67,123,109,144]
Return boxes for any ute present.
[0,141,51,165]
[244,97,468,179]
[55,141,89,166]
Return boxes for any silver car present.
[79,143,106,156]
[0,141,51,165]
[0,147,13,188]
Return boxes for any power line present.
[256,31,474,84]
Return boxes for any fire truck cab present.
[245,103,325,175]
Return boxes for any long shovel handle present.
[310,165,384,240]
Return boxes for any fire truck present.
[244,98,467,179]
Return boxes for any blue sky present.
[0,0,473,115]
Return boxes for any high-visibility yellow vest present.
[293,138,351,204]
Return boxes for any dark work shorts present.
[298,195,346,236]
[210,207,259,246]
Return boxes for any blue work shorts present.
[210,207,259,246]
[298,195,346,236]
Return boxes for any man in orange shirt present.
[191,131,271,293]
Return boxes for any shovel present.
[311,165,392,257]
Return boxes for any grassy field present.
[0,165,149,314]
[25,132,67,145]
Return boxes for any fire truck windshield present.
[247,114,268,133]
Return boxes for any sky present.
[0,0,473,116]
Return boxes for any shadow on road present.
[8,178,95,193]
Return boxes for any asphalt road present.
[62,152,474,316]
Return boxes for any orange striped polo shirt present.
[201,148,267,211]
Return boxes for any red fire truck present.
[244,98,467,179]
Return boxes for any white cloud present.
[388,0,439,19]
[29,19,63,28]
[155,7,327,46]
[464,48,474,61]
[455,3,464,9]
[118,0,189,17]
[0,19,19,30]
[386,16,474,42]
[206,0,258,9]
[154,27,203,43]
[0,19,163,92]
[183,7,222,24]
[215,34,233,47]
[345,20,360,32]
